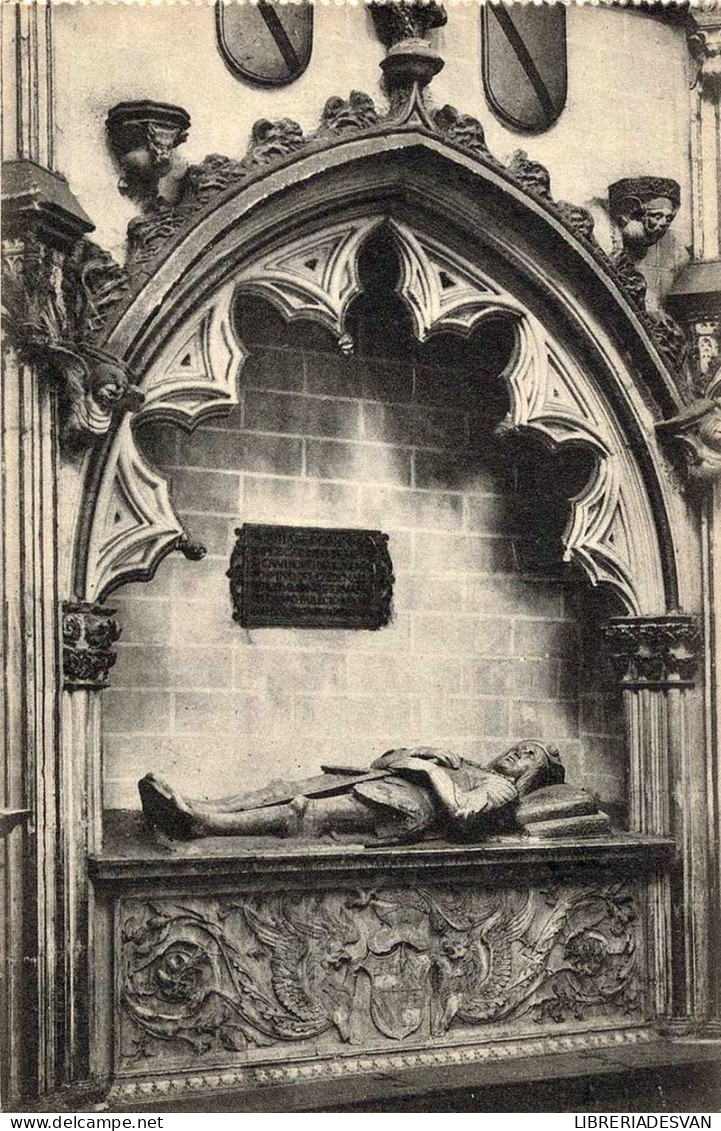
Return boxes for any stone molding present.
[62,602,121,691]
[604,614,702,690]
[105,1026,657,1107]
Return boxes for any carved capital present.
[687,12,721,91]
[608,177,681,263]
[604,614,702,689]
[106,101,191,206]
[62,602,121,691]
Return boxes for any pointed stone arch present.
[75,186,672,618]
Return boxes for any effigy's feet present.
[138,773,204,839]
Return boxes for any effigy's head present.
[489,741,565,796]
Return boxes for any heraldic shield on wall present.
[481,3,567,133]
[216,0,313,87]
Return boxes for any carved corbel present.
[656,394,721,482]
[608,177,681,263]
[369,0,446,122]
[687,11,721,92]
[106,100,191,207]
[62,602,122,691]
[3,161,135,445]
[604,614,702,690]
[2,230,139,449]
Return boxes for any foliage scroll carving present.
[118,880,642,1065]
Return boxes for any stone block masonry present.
[104,301,624,816]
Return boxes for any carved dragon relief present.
[83,215,659,611]
[117,881,642,1067]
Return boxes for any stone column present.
[605,615,709,1027]
[60,604,121,1082]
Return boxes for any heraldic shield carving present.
[216,0,313,87]
[481,3,567,133]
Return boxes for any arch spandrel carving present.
[142,281,245,425]
[80,213,663,613]
[234,217,384,339]
[85,419,183,602]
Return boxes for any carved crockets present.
[604,615,702,690]
[62,603,121,690]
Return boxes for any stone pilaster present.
[1,138,107,1105]
[605,615,710,1026]
[59,605,121,1081]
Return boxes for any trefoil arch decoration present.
[79,214,661,616]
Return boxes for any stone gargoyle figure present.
[139,741,612,846]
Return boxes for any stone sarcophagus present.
[91,833,672,1106]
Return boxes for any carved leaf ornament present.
[118,882,641,1065]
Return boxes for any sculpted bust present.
[139,741,611,845]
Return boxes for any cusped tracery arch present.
[78,208,663,616]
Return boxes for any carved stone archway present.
[50,129,712,1090]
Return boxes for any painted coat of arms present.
[216,1,313,88]
[481,4,567,133]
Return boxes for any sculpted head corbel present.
[608,177,681,262]
[106,101,191,207]
[47,343,144,448]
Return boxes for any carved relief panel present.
[116,878,644,1080]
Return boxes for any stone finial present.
[370,0,446,109]
[608,177,681,262]
[370,0,447,49]
[106,101,191,206]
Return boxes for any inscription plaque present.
[228,523,394,629]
